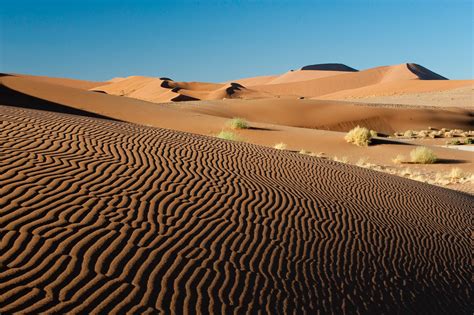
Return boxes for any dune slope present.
[0,105,471,314]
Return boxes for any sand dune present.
[249,63,454,98]
[3,73,107,90]
[0,105,471,313]
[330,85,474,108]
[85,63,467,104]
[170,99,473,134]
[92,76,273,102]
[319,79,473,102]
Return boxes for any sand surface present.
[1,105,471,313]
[2,73,473,193]
[1,63,473,313]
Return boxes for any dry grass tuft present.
[274,142,287,150]
[227,117,249,130]
[344,126,372,147]
[410,147,437,164]
[216,130,239,141]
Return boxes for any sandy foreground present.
[0,63,473,313]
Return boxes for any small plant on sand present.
[392,154,406,164]
[216,130,239,141]
[448,167,463,180]
[410,147,437,164]
[227,117,249,130]
[404,130,414,138]
[299,149,309,155]
[333,156,348,163]
[446,139,462,145]
[274,142,287,150]
[356,157,368,167]
[370,130,378,138]
[344,126,372,147]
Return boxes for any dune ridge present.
[88,63,465,103]
[0,105,472,313]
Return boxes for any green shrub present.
[216,130,239,141]
[227,117,249,130]
[344,126,372,147]
[410,147,437,164]
[446,139,462,145]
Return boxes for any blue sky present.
[1,0,472,81]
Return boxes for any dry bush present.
[344,126,372,147]
[333,156,349,163]
[410,147,437,164]
[392,154,406,164]
[274,142,287,150]
[216,130,239,141]
[227,117,249,130]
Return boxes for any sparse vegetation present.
[274,142,287,150]
[448,167,463,180]
[227,117,249,130]
[299,149,309,155]
[410,147,437,164]
[393,128,474,140]
[392,154,406,164]
[344,126,372,147]
[333,156,348,163]
[446,139,462,145]
[369,130,378,138]
[216,130,239,141]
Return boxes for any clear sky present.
[1,0,472,82]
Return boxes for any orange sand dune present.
[170,99,473,134]
[2,74,472,172]
[231,63,358,86]
[0,105,471,313]
[3,73,107,90]
[319,79,473,100]
[226,74,279,86]
[92,76,273,102]
[250,63,449,98]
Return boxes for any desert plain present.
[0,63,472,313]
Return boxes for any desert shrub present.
[446,139,462,145]
[466,138,473,144]
[448,167,463,180]
[333,156,348,163]
[344,126,372,147]
[370,130,378,138]
[392,154,406,164]
[217,130,239,141]
[410,147,437,164]
[227,117,249,130]
[404,130,414,138]
[274,142,287,150]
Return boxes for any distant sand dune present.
[92,77,273,102]
[0,105,471,313]
[249,64,466,98]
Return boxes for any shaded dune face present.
[300,63,358,72]
[0,105,471,314]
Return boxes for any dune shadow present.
[435,158,468,165]
[248,126,275,131]
[371,138,413,146]
[0,83,118,121]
